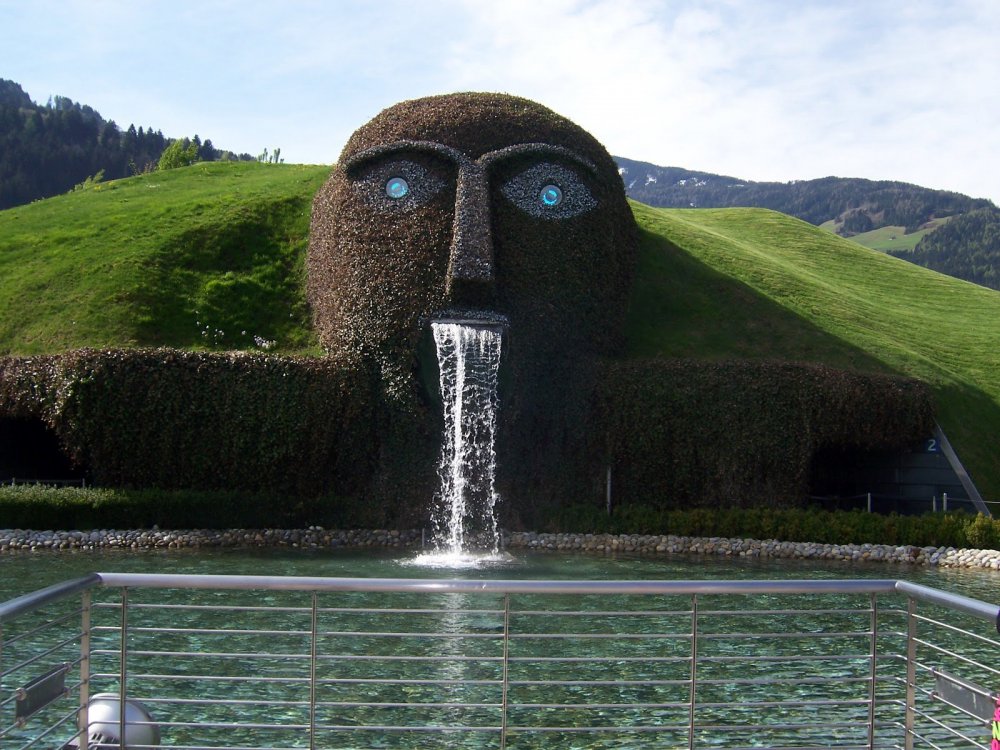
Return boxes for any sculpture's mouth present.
[428,309,509,331]
[416,309,508,412]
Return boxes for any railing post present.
[867,593,877,750]
[119,587,129,748]
[78,590,91,748]
[905,597,917,750]
[309,591,318,750]
[500,593,511,750]
[689,593,698,750]
[606,465,612,516]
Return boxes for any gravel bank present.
[2,528,999,570]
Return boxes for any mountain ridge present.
[615,156,995,227]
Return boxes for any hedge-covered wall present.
[598,359,936,511]
[0,353,936,527]
[0,349,378,503]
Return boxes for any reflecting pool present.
[3,546,999,603]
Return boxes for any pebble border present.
[1,528,999,570]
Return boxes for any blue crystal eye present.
[385,177,409,199]
[540,185,563,206]
[501,163,595,219]
[354,159,445,212]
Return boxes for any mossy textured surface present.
[308,93,639,512]
[308,92,636,384]
[599,359,935,511]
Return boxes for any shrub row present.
[0,484,380,530]
[3,485,996,552]
[542,503,1000,551]
[599,359,935,507]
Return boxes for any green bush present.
[157,138,199,171]
[964,512,999,549]
[3,485,997,551]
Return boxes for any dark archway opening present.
[0,417,84,483]
[809,439,969,515]
[810,444,894,508]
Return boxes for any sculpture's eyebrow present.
[342,141,466,173]
[478,143,599,176]
[343,140,598,177]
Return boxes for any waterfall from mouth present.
[430,321,503,555]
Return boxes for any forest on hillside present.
[0,79,252,210]
[616,157,994,230]
[891,208,1000,289]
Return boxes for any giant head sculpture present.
[308,92,638,516]
[308,92,637,400]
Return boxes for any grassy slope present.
[1,166,998,495]
[0,162,329,354]
[629,202,1000,497]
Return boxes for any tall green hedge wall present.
[0,349,376,499]
[0,351,934,527]
[599,359,935,511]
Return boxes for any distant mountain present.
[616,156,1000,290]
[0,79,253,210]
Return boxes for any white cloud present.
[1,0,998,201]
[432,0,1000,201]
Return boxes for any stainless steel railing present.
[2,574,998,750]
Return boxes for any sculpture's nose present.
[446,164,494,305]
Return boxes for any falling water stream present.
[422,321,503,562]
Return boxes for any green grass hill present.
[2,162,999,497]
[0,162,327,354]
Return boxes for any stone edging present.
[2,528,999,570]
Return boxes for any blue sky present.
[2,0,998,203]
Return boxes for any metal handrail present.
[0,574,99,622]
[3,574,999,750]
[8,574,992,619]
[92,572,905,594]
[894,579,1000,629]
